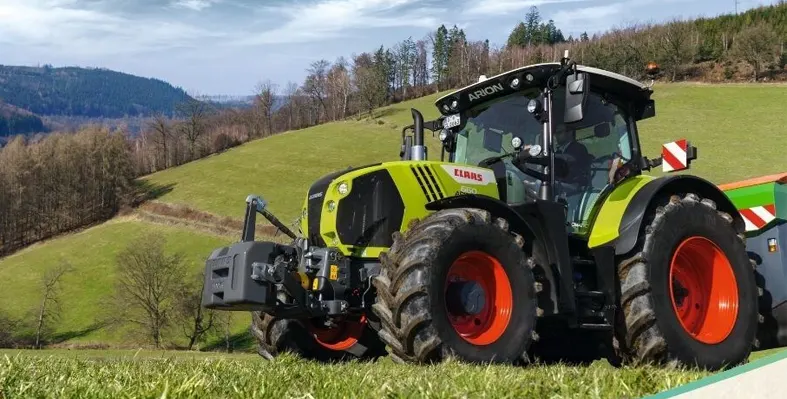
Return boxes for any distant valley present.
[0,65,260,141]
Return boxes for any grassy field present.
[1,348,785,398]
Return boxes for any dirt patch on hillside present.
[136,201,284,238]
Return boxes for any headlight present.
[337,182,349,195]
[529,144,542,157]
[327,200,336,212]
[527,99,540,114]
[439,130,449,142]
[450,99,459,110]
[511,137,523,149]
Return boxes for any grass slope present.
[143,83,787,226]
[0,217,246,347]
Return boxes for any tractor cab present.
[431,58,656,236]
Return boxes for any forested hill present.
[0,65,194,118]
[0,102,46,138]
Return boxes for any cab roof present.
[434,62,655,121]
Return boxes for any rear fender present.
[614,175,744,256]
[425,195,575,317]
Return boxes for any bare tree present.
[254,80,278,136]
[282,82,299,130]
[303,60,330,123]
[113,233,188,348]
[658,20,697,81]
[352,53,387,118]
[34,260,74,349]
[147,114,173,170]
[326,57,353,120]
[0,310,21,348]
[175,272,215,350]
[732,23,780,81]
[176,97,213,160]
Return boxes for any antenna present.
[735,0,739,14]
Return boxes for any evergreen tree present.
[431,25,450,88]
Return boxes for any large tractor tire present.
[371,208,541,365]
[250,311,386,362]
[613,193,760,370]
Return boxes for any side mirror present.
[564,71,589,124]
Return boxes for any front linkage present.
[202,195,373,325]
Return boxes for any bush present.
[213,133,240,153]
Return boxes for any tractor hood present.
[300,161,500,258]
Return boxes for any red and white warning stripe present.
[662,139,688,172]
[739,204,777,231]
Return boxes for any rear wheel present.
[250,311,386,362]
[371,208,541,365]
[613,193,759,370]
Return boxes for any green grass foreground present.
[0,352,707,398]
[0,348,783,398]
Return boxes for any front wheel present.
[613,193,759,370]
[250,312,386,362]
[371,208,541,365]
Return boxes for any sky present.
[0,0,780,96]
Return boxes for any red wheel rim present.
[444,250,513,346]
[669,236,739,344]
[309,315,366,351]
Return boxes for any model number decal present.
[455,186,478,196]
[468,83,504,102]
[441,165,495,185]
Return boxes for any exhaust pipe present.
[410,108,426,161]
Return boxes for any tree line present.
[2,3,787,258]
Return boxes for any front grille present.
[307,192,325,246]
[410,165,445,202]
[336,170,404,249]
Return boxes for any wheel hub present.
[446,280,487,315]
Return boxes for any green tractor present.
[202,54,761,370]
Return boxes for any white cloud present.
[552,0,687,35]
[236,0,443,45]
[0,0,224,56]
[172,0,217,11]
[463,0,591,16]
[553,3,622,23]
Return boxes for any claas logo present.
[454,168,484,182]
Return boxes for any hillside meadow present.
[141,83,787,224]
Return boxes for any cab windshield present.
[450,88,637,234]
[452,91,542,167]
